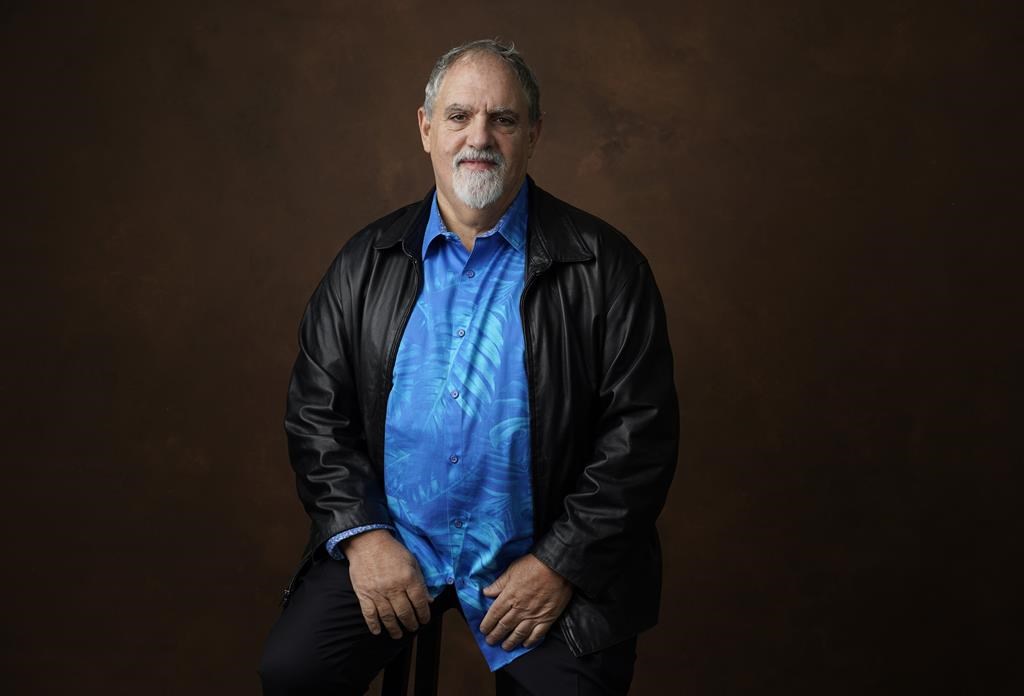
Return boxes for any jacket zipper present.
[381,252,422,453]
[280,550,314,607]
[283,250,421,610]
[519,269,541,538]
[524,262,581,659]
[559,613,583,655]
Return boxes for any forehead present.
[436,53,527,109]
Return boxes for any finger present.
[356,595,382,636]
[522,621,551,648]
[502,622,535,651]
[407,584,432,626]
[479,596,510,635]
[389,592,421,633]
[483,570,508,597]
[376,601,404,640]
[485,613,521,646]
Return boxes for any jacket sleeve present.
[284,252,393,553]
[530,260,680,599]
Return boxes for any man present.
[259,39,679,695]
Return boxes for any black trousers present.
[259,553,637,695]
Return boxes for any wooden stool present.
[379,587,519,696]
[381,613,444,696]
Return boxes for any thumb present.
[483,573,508,597]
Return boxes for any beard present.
[451,147,507,209]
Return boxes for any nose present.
[465,114,494,150]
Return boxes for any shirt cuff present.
[325,524,396,560]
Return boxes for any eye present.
[449,112,468,122]
[495,116,516,126]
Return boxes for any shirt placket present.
[444,232,497,587]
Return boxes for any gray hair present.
[423,39,542,124]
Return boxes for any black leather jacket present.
[280,176,679,656]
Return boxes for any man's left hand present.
[480,553,573,651]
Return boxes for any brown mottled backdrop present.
[1,1,1019,694]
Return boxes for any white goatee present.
[452,147,507,209]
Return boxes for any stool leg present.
[381,640,413,696]
[494,669,518,696]
[413,614,444,696]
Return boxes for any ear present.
[417,106,432,153]
[526,116,543,159]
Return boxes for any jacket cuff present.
[531,529,610,599]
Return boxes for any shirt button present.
[446,576,455,585]
[449,454,459,464]
[450,389,459,399]
[465,270,475,278]
[453,519,463,528]
[456,328,466,337]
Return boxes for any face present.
[417,52,542,213]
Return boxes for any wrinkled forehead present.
[436,52,528,112]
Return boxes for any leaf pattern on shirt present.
[382,185,536,672]
[450,276,521,419]
[386,243,530,509]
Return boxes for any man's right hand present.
[340,529,432,639]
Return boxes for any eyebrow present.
[444,104,520,119]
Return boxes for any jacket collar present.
[373,175,595,273]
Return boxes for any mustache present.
[453,148,505,167]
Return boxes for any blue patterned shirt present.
[326,181,536,670]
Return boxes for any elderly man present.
[259,39,679,695]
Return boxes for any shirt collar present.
[422,179,529,258]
